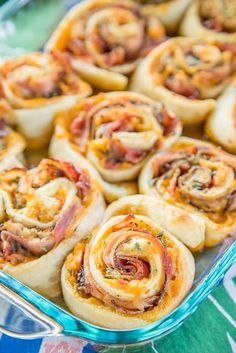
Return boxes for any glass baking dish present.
[0,0,236,351]
[0,238,235,350]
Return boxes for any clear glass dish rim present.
[0,0,32,21]
[0,0,236,346]
[0,239,235,345]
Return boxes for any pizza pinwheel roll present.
[139,137,236,247]
[135,0,191,33]
[50,92,182,202]
[180,0,236,43]
[130,37,236,124]
[0,100,25,171]
[0,52,92,149]
[62,213,195,329]
[205,84,236,154]
[0,159,105,298]
[45,0,166,91]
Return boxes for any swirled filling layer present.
[152,40,236,99]
[69,94,179,170]
[151,145,236,222]
[66,215,179,314]
[0,159,91,266]
[199,0,236,33]
[57,2,166,73]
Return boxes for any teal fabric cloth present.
[153,264,236,353]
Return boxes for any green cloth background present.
[0,1,235,352]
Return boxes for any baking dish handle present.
[0,275,63,339]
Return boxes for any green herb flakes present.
[135,242,142,251]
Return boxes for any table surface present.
[0,1,235,352]
[0,263,235,353]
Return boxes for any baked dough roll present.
[62,213,195,329]
[0,100,25,171]
[104,195,205,251]
[0,52,92,149]
[205,84,236,154]
[45,0,166,91]
[50,91,182,202]
[139,137,236,247]
[180,0,236,43]
[0,159,105,299]
[130,37,236,125]
[0,97,15,125]
[135,0,191,33]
